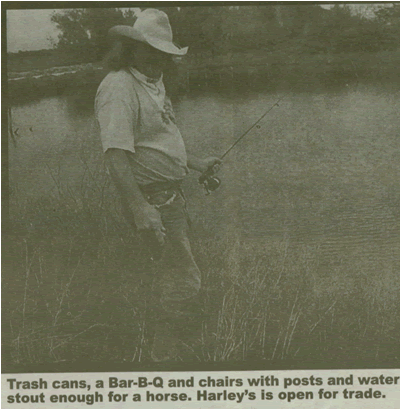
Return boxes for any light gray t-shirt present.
[95,68,188,185]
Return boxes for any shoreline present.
[7,50,400,105]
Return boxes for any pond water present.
[9,80,400,273]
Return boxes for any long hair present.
[103,36,179,96]
[103,37,137,71]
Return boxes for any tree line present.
[49,4,399,62]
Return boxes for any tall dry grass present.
[4,191,399,364]
[4,95,400,365]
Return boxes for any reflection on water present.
[9,81,400,270]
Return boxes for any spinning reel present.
[198,165,221,195]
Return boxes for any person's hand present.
[198,157,222,174]
[134,203,166,247]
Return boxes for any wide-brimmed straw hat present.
[109,9,188,56]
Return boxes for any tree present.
[375,3,400,25]
[319,4,399,53]
[51,8,136,60]
[156,6,222,53]
[375,3,400,49]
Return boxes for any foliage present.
[49,5,399,61]
[375,3,400,48]
[317,4,399,53]
[51,8,135,60]
[375,3,400,25]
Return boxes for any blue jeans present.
[141,182,201,318]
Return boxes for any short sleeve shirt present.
[95,69,188,185]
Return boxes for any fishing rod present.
[199,91,291,194]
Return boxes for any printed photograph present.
[3,3,400,368]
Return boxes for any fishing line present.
[220,92,290,160]
[199,90,292,194]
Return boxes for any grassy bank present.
[4,186,399,365]
[7,50,400,106]
[4,111,400,367]
[7,48,94,73]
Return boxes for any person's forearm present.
[105,148,149,212]
[187,154,204,172]
[105,148,165,237]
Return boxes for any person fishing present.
[95,9,221,361]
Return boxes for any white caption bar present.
[2,369,400,408]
